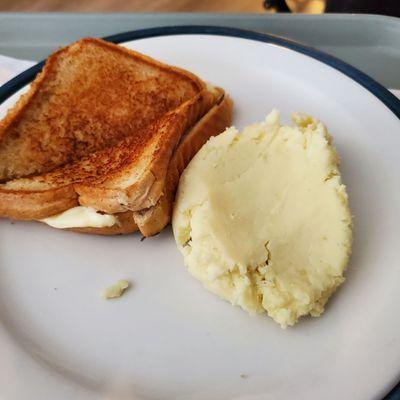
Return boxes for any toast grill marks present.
[0,38,204,181]
[0,90,215,219]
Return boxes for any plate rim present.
[0,25,400,123]
[0,25,399,400]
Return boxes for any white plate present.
[1,28,400,400]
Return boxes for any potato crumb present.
[102,280,130,299]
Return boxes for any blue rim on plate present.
[1,25,400,120]
[0,25,399,400]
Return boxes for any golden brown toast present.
[0,90,216,218]
[73,91,232,236]
[0,38,233,236]
[0,38,204,181]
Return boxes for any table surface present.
[0,0,324,13]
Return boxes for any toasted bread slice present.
[0,90,215,219]
[134,90,233,236]
[72,90,233,236]
[0,38,204,182]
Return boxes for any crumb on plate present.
[102,280,130,299]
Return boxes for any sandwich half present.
[0,38,232,236]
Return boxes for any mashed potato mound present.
[172,110,352,328]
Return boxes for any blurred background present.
[0,0,398,16]
[0,0,322,13]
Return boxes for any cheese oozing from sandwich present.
[40,206,117,229]
[172,110,352,328]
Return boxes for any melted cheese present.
[40,206,117,229]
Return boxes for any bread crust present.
[0,185,77,220]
